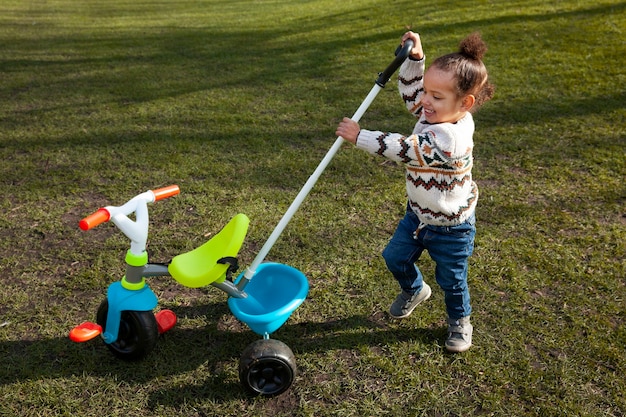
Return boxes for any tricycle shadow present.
[147,308,444,407]
[1,304,442,404]
[0,301,245,387]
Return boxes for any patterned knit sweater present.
[355,56,478,226]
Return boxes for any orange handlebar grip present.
[152,184,180,201]
[79,208,110,231]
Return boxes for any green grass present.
[1,0,625,415]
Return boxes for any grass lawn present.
[1,0,625,415]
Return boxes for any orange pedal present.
[69,322,102,342]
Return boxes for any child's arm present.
[398,32,426,118]
[335,33,425,146]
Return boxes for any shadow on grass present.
[146,310,445,407]
[0,301,442,404]
[5,1,623,147]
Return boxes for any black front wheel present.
[96,299,158,361]
[239,338,296,396]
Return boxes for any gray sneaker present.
[389,283,432,318]
[445,316,473,353]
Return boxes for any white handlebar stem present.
[106,190,156,255]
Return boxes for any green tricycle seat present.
[168,213,249,288]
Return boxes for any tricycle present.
[70,185,308,396]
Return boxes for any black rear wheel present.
[239,338,296,396]
[96,299,158,361]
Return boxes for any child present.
[335,31,494,352]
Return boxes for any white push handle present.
[239,84,383,289]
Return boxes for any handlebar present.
[78,185,180,231]
[152,184,180,201]
[375,39,414,88]
[79,208,110,231]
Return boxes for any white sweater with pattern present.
[355,57,478,226]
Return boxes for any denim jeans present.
[382,209,476,319]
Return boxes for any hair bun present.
[459,32,488,61]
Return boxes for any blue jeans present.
[382,209,476,319]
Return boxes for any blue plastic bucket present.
[228,263,308,336]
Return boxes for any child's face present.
[422,67,472,124]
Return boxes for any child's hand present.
[336,117,360,144]
[402,31,424,60]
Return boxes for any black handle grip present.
[375,39,414,88]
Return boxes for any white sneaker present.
[445,316,473,353]
[389,283,432,318]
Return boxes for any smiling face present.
[421,67,474,124]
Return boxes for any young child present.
[335,31,494,352]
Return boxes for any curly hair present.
[430,32,495,111]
